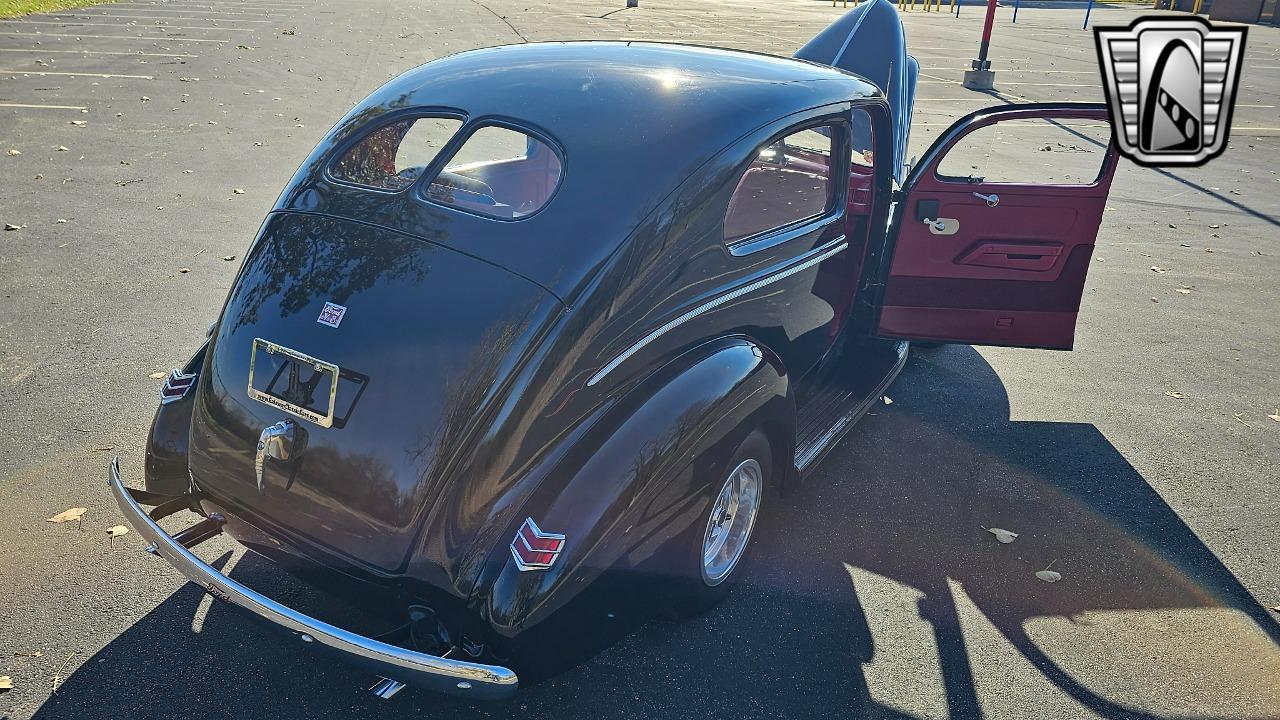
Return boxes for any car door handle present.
[922,217,959,236]
[972,192,999,207]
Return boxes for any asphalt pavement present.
[1,0,1278,718]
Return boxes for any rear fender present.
[144,339,209,496]
[481,336,793,637]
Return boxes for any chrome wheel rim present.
[700,458,762,587]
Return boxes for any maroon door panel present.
[875,104,1119,350]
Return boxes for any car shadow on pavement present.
[30,346,1279,720]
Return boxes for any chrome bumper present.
[108,458,519,700]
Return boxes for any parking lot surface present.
[1,0,1278,718]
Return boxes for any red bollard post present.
[963,0,998,89]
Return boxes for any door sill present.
[794,339,908,475]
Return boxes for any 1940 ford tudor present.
[109,0,1121,700]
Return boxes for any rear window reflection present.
[331,117,463,191]
[425,125,563,220]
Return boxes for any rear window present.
[425,125,563,220]
[331,117,463,191]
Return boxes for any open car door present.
[874,103,1120,350]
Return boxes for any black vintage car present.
[110,0,1120,700]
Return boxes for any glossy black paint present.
[160,39,904,663]
[144,339,207,496]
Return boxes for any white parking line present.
[0,101,88,110]
[110,1,304,8]
[0,48,198,57]
[0,31,229,42]
[46,13,275,23]
[1,20,258,32]
[0,69,155,79]
[92,6,285,14]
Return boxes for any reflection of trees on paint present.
[294,444,406,521]
[229,214,431,331]
[410,309,533,475]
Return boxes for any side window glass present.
[331,117,463,191]
[425,125,563,219]
[936,116,1111,185]
[724,125,835,244]
[850,108,875,169]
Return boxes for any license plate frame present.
[246,338,340,428]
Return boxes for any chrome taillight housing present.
[160,369,198,405]
[510,517,565,571]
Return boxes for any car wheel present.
[669,429,772,615]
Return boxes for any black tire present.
[667,429,773,616]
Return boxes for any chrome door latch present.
[922,217,959,235]
[972,192,1000,207]
[256,420,295,495]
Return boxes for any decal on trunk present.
[317,302,347,328]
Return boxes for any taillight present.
[510,517,565,571]
[160,369,197,405]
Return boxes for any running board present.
[794,340,908,474]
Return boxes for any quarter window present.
[331,116,463,191]
[724,126,835,243]
[425,125,563,219]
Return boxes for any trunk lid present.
[189,212,558,575]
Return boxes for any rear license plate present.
[246,338,340,428]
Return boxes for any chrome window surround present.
[587,236,848,387]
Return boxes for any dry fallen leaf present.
[1175,288,1192,295]
[1166,391,1184,399]
[4,223,26,231]
[47,507,87,523]
[232,188,245,195]
[986,527,1019,544]
[178,267,191,274]
[1268,413,1280,423]
[222,254,236,261]
[1150,265,1168,273]
[69,120,87,127]
[1036,570,1062,583]
[149,371,167,379]
[5,148,20,156]
[106,525,129,548]
[0,675,12,691]
[882,396,893,405]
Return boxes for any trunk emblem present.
[317,302,347,328]
[510,517,566,571]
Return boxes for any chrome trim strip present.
[726,216,837,257]
[108,458,519,700]
[587,237,848,387]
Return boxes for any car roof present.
[286,42,882,301]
